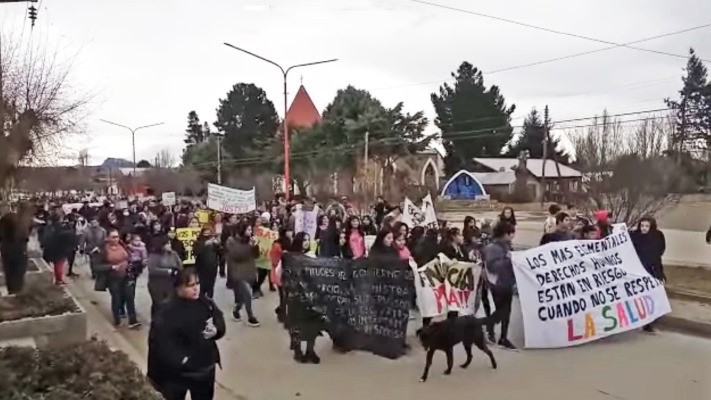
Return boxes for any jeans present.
[232,279,254,318]
[109,276,137,325]
[490,285,514,341]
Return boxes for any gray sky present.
[3,0,710,166]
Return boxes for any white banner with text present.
[511,230,671,348]
[206,183,256,214]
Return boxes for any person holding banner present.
[344,216,366,259]
[631,217,666,332]
[540,212,575,245]
[482,222,517,349]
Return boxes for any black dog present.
[416,315,497,382]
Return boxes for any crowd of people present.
[0,194,668,400]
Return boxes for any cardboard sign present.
[412,254,482,318]
[162,192,176,206]
[176,227,200,265]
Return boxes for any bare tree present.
[567,112,684,225]
[1,32,89,194]
[153,149,176,169]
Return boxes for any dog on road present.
[416,315,498,382]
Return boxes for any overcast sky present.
[2,0,710,166]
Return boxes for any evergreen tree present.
[508,106,568,163]
[432,62,515,174]
[665,48,711,157]
[214,83,280,160]
[184,111,206,145]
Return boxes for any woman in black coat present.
[193,227,220,299]
[630,217,666,333]
[147,267,225,400]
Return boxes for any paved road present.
[441,212,711,267]
[67,258,710,400]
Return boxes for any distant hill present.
[100,158,133,169]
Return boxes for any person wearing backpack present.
[482,221,517,350]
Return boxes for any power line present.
[410,0,710,63]
[189,107,673,169]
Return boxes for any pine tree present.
[509,106,568,163]
[184,111,206,146]
[665,48,710,158]
[432,62,515,174]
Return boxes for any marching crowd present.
[0,194,667,400]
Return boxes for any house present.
[470,157,582,201]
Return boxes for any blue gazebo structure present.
[440,170,488,200]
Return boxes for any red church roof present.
[285,85,321,129]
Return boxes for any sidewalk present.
[65,260,245,400]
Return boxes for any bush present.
[0,283,78,323]
[0,338,163,400]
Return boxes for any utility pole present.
[216,134,223,185]
[541,122,548,206]
[545,106,563,199]
[364,131,369,203]
[223,43,337,200]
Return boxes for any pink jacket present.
[349,231,365,259]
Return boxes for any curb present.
[667,288,711,305]
[658,315,711,339]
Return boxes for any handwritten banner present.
[206,183,256,214]
[294,207,319,239]
[176,227,200,265]
[162,192,176,206]
[511,230,671,348]
[282,254,413,359]
[412,254,482,318]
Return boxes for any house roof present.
[472,171,516,185]
[285,85,321,129]
[118,168,149,177]
[473,158,581,178]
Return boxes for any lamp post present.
[223,43,337,200]
[99,120,165,177]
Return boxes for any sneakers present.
[487,331,496,343]
[498,338,517,350]
[128,322,142,330]
[643,325,656,333]
[232,310,242,322]
[246,317,260,327]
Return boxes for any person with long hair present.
[344,215,365,259]
[440,227,467,261]
[631,217,666,333]
[147,236,183,317]
[194,227,220,298]
[394,231,411,260]
[498,206,517,227]
[482,222,517,349]
[369,229,398,258]
[271,227,293,322]
[147,267,225,400]
[361,215,378,235]
[225,223,260,327]
[318,217,341,258]
[96,229,140,329]
[462,216,479,244]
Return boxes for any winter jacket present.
[170,237,186,261]
[194,237,219,277]
[148,250,182,294]
[94,243,130,279]
[540,230,575,245]
[147,295,225,387]
[82,225,107,253]
[43,222,77,262]
[631,230,666,280]
[225,236,259,282]
[127,242,148,264]
[483,239,515,290]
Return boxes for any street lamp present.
[223,43,337,200]
[99,120,165,177]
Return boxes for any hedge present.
[0,283,79,323]
[0,338,163,400]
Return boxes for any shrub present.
[0,283,78,323]
[0,338,163,400]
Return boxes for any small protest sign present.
[294,207,319,238]
[176,227,200,265]
[282,254,413,359]
[421,193,439,229]
[511,230,671,348]
[206,183,256,214]
[255,226,278,258]
[162,192,176,206]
